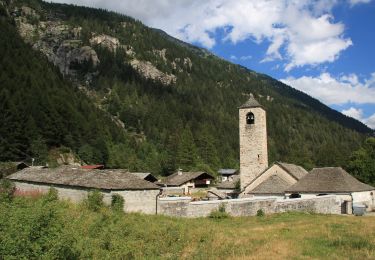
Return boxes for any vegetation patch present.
[1,197,375,259]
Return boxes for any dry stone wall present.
[158,196,341,217]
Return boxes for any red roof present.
[81,165,104,170]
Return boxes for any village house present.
[6,165,161,214]
[162,170,214,194]
[216,175,240,197]
[218,169,238,182]
[285,167,375,213]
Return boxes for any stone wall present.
[158,196,341,217]
[275,196,341,215]
[113,190,160,214]
[13,181,159,214]
[239,107,268,190]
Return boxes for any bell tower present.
[239,96,268,190]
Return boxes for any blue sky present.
[50,0,375,129]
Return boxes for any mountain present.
[0,0,372,175]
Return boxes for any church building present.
[238,96,375,213]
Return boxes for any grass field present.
[1,195,375,259]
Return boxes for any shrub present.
[0,179,15,202]
[111,194,124,212]
[234,180,241,192]
[86,190,104,212]
[256,209,265,217]
[218,203,226,213]
[43,188,59,203]
[209,203,230,219]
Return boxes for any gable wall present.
[243,164,297,194]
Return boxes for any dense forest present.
[0,0,373,177]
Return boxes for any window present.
[246,112,255,124]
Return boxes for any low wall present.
[275,196,341,215]
[12,181,159,214]
[158,195,341,217]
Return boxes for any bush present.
[209,203,230,219]
[0,179,15,202]
[111,194,124,212]
[86,190,104,212]
[256,209,265,217]
[43,188,59,203]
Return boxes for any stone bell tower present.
[239,96,268,190]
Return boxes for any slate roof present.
[207,189,227,199]
[217,175,240,189]
[286,167,375,193]
[239,96,262,109]
[276,162,308,180]
[130,172,158,182]
[7,165,160,190]
[243,162,308,193]
[130,172,151,179]
[218,169,237,175]
[248,175,290,195]
[162,171,213,186]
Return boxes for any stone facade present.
[158,196,341,217]
[13,181,160,214]
[239,106,268,190]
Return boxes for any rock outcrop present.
[130,59,177,85]
[13,8,99,81]
[89,34,120,52]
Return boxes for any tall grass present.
[0,196,375,259]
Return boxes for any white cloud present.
[47,0,352,71]
[342,107,375,129]
[349,0,372,7]
[230,55,237,60]
[281,72,375,105]
[365,114,375,129]
[240,55,252,61]
[342,107,363,120]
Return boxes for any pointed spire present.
[239,95,262,109]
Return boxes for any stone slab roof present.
[239,96,262,109]
[276,162,308,180]
[217,175,240,189]
[7,165,160,190]
[286,167,375,193]
[130,172,158,182]
[248,175,290,195]
[218,169,237,175]
[162,171,213,186]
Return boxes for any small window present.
[246,112,255,124]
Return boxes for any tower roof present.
[239,96,262,109]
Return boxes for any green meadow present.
[1,195,374,259]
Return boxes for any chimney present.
[178,168,183,175]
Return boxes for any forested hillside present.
[0,0,372,175]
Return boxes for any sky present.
[49,0,375,129]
